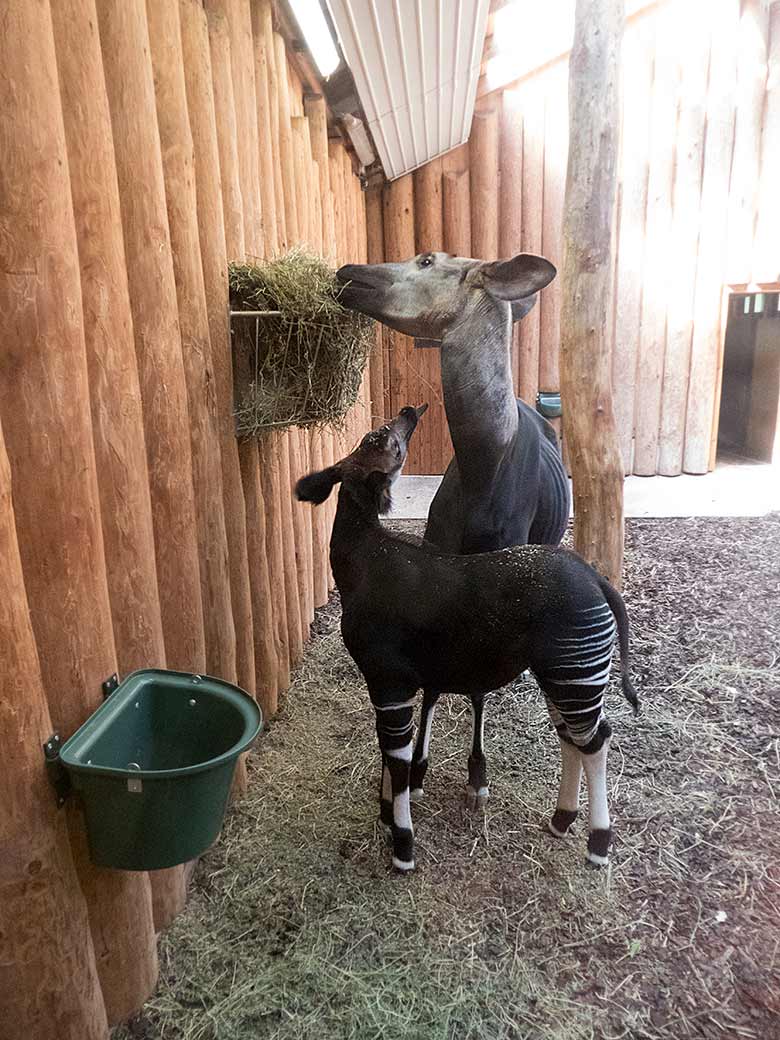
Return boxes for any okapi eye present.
[419,254,434,268]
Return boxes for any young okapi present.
[296,405,639,873]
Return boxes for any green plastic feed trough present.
[59,669,262,871]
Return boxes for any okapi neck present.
[440,303,519,469]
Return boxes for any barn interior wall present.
[375,0,778,477]
[0,0,369,1034]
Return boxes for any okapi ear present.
[511,296,537,322]
[478,253,556,302]
[295,465,342,505]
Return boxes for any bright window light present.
[288,0,341,78]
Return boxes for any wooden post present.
[518,83,544,406]
[365,185,387,426]
[632,9,679,475]
[752,1,780,285]
[250,0,278,257]
[260,1,287,251]
[470,109,499,260]
[0,424,109,1040]
[179,0,256,696]
[1,0,159,1020]
[500,87,524,394]
[383,175,416,440]
[148,0,237,685]
[559,0,624,587]
[53,0,186,933]
[207,9,246,258]
[277,431,305,662]
[658,7,710,476]
[207,0,263,255]
[273,31,300,243]
[258,434,291,686]
[291,116,313,248]
[611,16,654,473]
[97,0,206,674]
[412,158,450,473]
[539,64,568,445]
[683,0,740,473]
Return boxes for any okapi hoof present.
[465,785,489,812]
[547,808,578,839]
[410,787,425,802]
[585,828,612,868]
[392,856,416,874]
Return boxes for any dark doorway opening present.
[717,291,780,464]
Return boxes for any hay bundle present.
[229,250,374,436]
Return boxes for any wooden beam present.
[559,0,624,587]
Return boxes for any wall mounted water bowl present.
[59,669,262,871]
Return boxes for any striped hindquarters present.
[533,602,617,749]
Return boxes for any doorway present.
[717,291,780,464]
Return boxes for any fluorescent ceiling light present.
[288,0,341,78]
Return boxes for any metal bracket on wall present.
[43,733,71,808]
[102,673,120,700]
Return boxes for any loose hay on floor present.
[115,515,780,1040]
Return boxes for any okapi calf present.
[296,406,639,873]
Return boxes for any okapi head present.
[336,252,556,342]
[296,404,428,514]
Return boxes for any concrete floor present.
[390,460,780,521]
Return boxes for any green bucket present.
[59,669,262,871]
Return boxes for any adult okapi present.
[336,252,571,806]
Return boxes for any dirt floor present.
[115,515,780,1040]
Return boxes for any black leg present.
[410,688,440,799]
[466,693,489,811]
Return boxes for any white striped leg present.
[466,693,489,811]
[373,697,416,872]
[548,738,583,838]
[581,738,612,866]
[410,689,439,801]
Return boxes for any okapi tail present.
[598,576,640,715]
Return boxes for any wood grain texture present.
[519,81,544,405]
[148,0,236,683]
[752,1,780,284]
[250,0,279,256]
[499,87,524,394]
[4,0,159,1019]
[179,0,256,695]
[0,418,108,1040]
[383,175,416,446]
[560,0,625,587]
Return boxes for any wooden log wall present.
[377,0,775,475]
[0,0,369,1034]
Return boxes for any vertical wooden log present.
[250,0,278,256]
[411,158,448,472]
[1,0,159,1020]
[291,116,313,247]
[365,186,387,426]
[611,16,654,473]
[471,108,500,260]
[633,8,679,475]
[384,175,417,436]
[752,2,780,284]
[277,430,305,662]
[179,0,256,696]
[260,1,287,251]
[443,170,472,255]
[519,82,544,406]
[0,424,109,1040]
[540,64,569,443]
[148,0,237,683]
[97,0,206,674]
[207,0,263,255]
[207,9,246,258]
[258,434,291,684]
[726,0,770,286]
[560,0,624,587]
[53,0,186,933]
[274,31,300,243]
[683,0,740,473]
[658,6,710,476]
[500,87,524,393]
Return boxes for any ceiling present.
[325,0,491,180]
